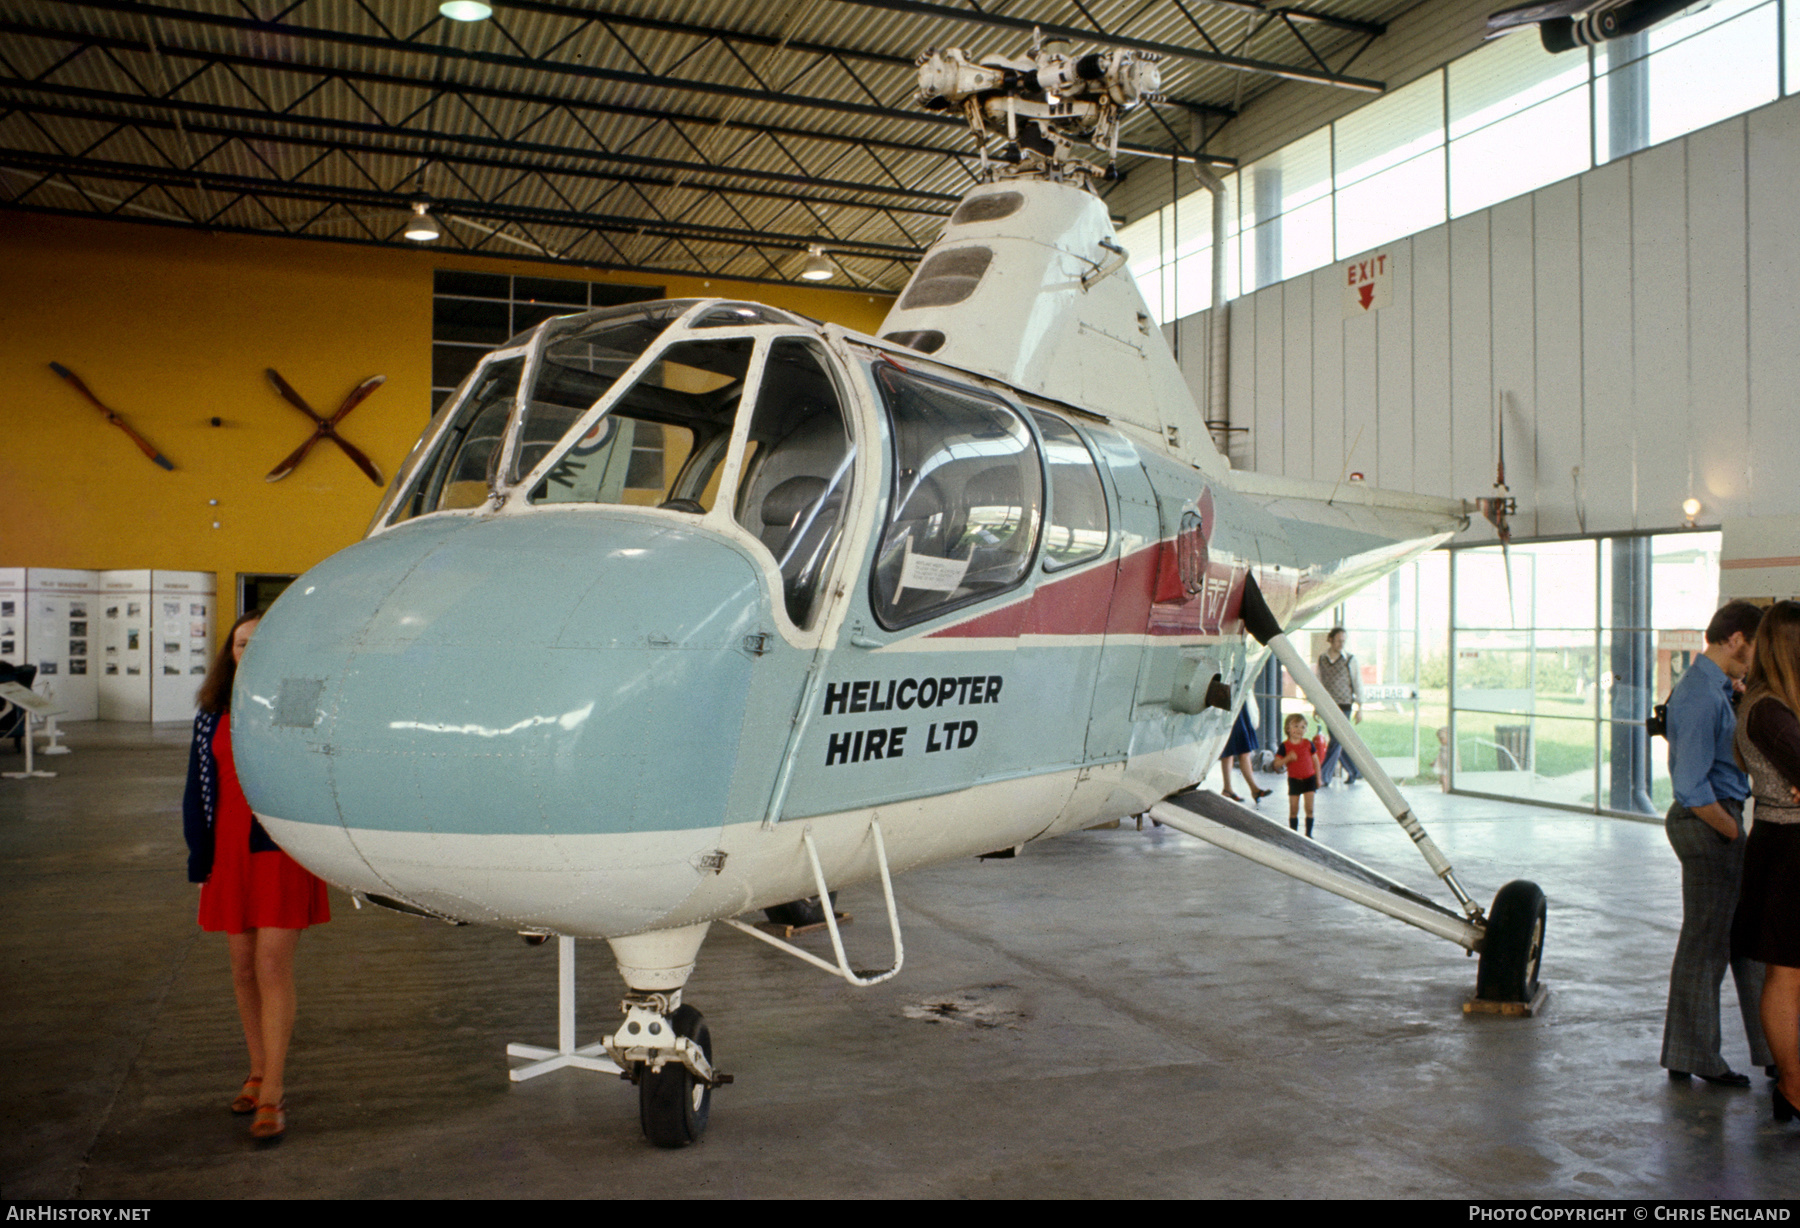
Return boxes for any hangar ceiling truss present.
[0,0,1400,291]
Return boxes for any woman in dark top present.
[1730,601,1800,1123]
[184,610,329,1143]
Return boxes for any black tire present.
[763,893,837,927]
[1476,880,1547,1002]
[639,1005,712,1149]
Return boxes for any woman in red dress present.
[183,611,329,1142]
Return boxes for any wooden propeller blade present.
[322,430,385,486]
[265,433,323,483]
[264,367,323,423]
[328,374,386,426]
[48,362,175,470]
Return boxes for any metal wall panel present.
[1579,160,1637,532]
[1228,296,1259,471]
[1283,273,1317,482]
[1449,212,1493,528]
[1412,225,1454,500]
[1630,141,1692,532]
[1312,267,1346,486]
[1489,195,1537,532]
[1343,263,1381,487]
[1531,178,1585,537]
[1254,285,1287,476]
[1170,94,1800,530]
[1684,119,1751,521]
[1746,100,1800,518]
[1376,237,1417,495]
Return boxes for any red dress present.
[197,719,330,933]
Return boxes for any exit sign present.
[1343,252,1392,317]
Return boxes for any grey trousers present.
[1662,801,1772,1075]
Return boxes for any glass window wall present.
[1447,531,1721,817]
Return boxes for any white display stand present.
[22,568,99,721]
[149,571,215,723]
[2,682,64,779]
[505,937,624,1082]
[97,570,152,721]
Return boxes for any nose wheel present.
[638,1005,713,1148]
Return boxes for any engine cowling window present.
[732,339,854,629]
[870,365,1042,630]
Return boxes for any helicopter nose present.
[231,513,771,934]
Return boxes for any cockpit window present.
[389,356,523,522]
[526,336,754,512]
[733,339,854,628]
[870,366,1042,629]
[1030,410,1109,569]
[510,307,694,483]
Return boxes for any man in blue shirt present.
[1662,600,1770,1086]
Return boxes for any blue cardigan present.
[183,710,278,883]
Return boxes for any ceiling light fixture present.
[800,245,834,282]
[439,1,493,21]
[1682,496,1701,526]
[404,199,442,242]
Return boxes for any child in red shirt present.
[1274,713,1320,837]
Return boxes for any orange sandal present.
[230,1076,263,1115]
[249,1100,286,1142]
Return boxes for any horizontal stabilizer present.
[1147,791,1484,951]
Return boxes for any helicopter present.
[232,33,1546,1148]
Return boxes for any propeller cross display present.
[264,369,386,486]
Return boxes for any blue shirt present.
[1666,653,1748,810]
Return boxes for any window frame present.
[865,363,1048,632]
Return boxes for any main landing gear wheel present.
[763,893,837,928]
[1475,880,1547,1003]
[639,1004,712,1148]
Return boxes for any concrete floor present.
[4,722,1798,1200]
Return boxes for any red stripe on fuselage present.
[926,543,1259,640]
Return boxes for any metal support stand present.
[1238,579,1486,926]
[39,716,70,756]
[505,936,623,1082]
[1,686,62,780]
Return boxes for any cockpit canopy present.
[371,298,853,628]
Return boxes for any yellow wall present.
[0,212,893,617]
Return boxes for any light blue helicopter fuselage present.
[233,180,1463,942]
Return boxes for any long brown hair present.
[1738,600,1800,767]
[196,610,263,715]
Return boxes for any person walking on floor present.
[1275,713,1320,838]
[1662,599,1772,1087]
[1219,705,1272,804]
[1317,628,1362,787]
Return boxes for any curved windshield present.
[510,303,698,484]
[388,357,523,523]
[379,300,698,527]
[526,336,754,512]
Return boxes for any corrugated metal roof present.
[0,0,1415,290]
